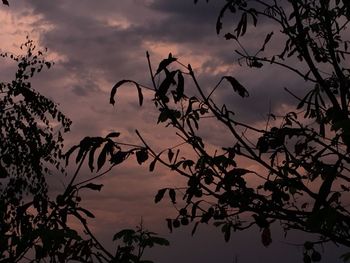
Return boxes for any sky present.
[0,1,347,262]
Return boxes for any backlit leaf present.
[156,53,177,75]
[223,76,249,97]
[136,149,149,164]
[77,207,95,218]
[97,145,107,171]
[155,188,167,203]
[110,80,143,106]
[81,183,103,191]
[169,189,176,204]
[106,132,120,138]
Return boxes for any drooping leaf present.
[216,1,231,34]
[77,207,95,218]
[110,79,143,106]
[97,144,108,171]
[136,149,149,164]
[261,227,272,247]
[191,221,200,236]
[149,152,162,172]
[155,188,167,203]
[235,12,247,37]
[167,149,174,162]
[81,183,103,191]
[174,71,184,102]
[260,32,274,51]
[168,189,176,204]
[65,145,79,165]
[166,218,173,233]
[76,146,86,164]
[149,158,157,172]
[157,70,177,99]
[222,223,231,242]
[88,145,98,172]
[216,20,223,34]
[222,76,249,97]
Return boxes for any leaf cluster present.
[109,1,350,261]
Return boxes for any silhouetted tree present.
[95,0,350,262]
[0,8,168,259]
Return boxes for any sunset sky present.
[0,1,347,262]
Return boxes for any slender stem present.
[64,151,88,197]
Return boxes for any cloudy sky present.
[0,1,347,262]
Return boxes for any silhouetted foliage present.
[0,40,168,262]
[0,38,73,261]
[99,0,350,262]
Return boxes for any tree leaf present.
[260,32,274,51]
[157,70,177,99]
[106,132,120,138]
[166,218,173,233]
[224,33,236,40]
[110,80,143,106]
[149,152,162,172]
[223,76,249,97]
[261,227,272,247]
[76,146,86,164]
[2,0,9,6]
[222,223,231,242]
[174,71,184,102]
[155,188,167,203]
[149,236,170,246]
[191,221,200,236]
[88,145,98,172]
[113,229,135,241]
[235,12,247,37]
[97,145,108,171]
[81,183,103,191]
[167,149,174,162]
[216,2,231,34]
[168,189,176,204]
[136,149,149,165]
[77,207,95,218]
[156,53,177,75]
[110,151,128,165]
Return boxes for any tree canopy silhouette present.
[85,0,350,262]
[0,40,169,262]
[0,1,169,259]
